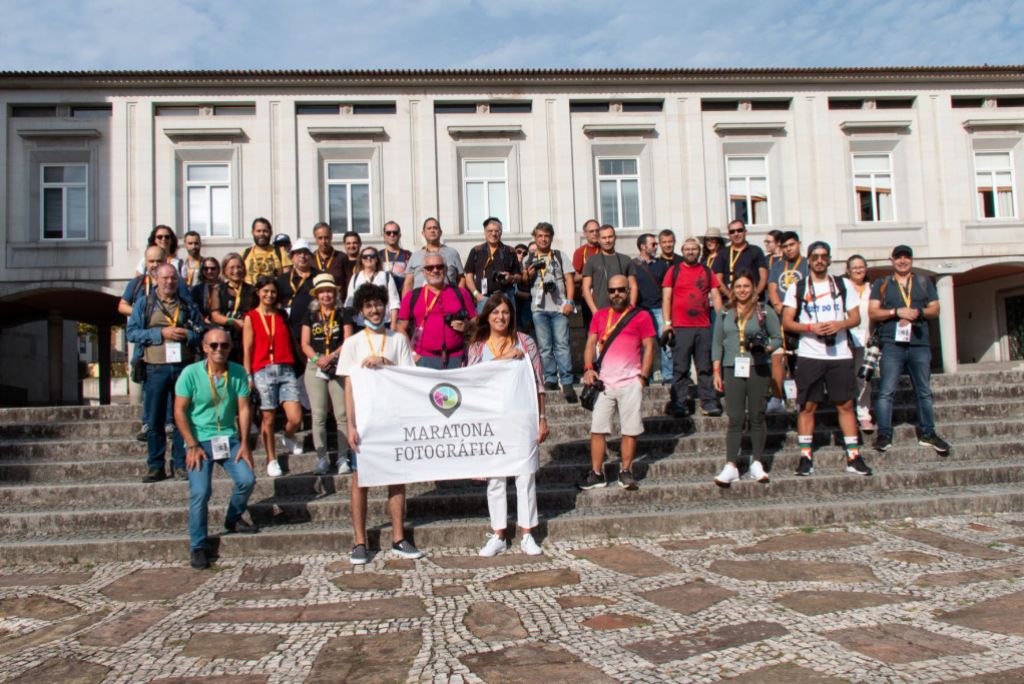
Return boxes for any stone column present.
[97,323,112,405]
[936,275,958,374]
[47,311,63,404]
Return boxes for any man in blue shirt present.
[868,245,950,455]
[633,233,671,383]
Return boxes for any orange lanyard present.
[227,283,242,317]
[206,362,226,432]
[600,307,631,344]
[158,299,180,326]
[484,244,498,269]
[291,271,310,295]
[363,328,386,357]
[256,309,276,363]
[185,258,200,285]
[487,336,512,359]
[320,307,336,354]
[896,275,913,307]
[582,245,598,265]
[316,251,333,271]
[144,276,152,296]
[424,288,442,317]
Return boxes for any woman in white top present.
[846,254,874,432]
[344,246,400,329]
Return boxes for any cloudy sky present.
[3,0,1023,71]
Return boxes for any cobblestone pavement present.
[3,513,1024,683]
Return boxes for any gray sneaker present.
[350,544,369,565]
[313,456,330,475]
[391,539,424,559]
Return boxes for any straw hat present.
[310,273,338,293]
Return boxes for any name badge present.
[532,287,543,308]
[211,435,231,461]
[734,356,751,378]
[480,278,488,296]
[285,306,291,318]
[165,342,182,363]
[895,321,912,343]
[784,379,798,400]
[316,368,330,381]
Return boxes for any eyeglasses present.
[155,234,173,241]
[384,231,400,236]
[608,286,628,294]
[361,253,378,260]
[207,342,231,350]
[809,254,831,262]
[423,264,445,272]
[728,229,746,235]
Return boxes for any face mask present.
[364,318,386,332]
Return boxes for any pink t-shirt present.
[397,286,477,358]
[589,307,656,389]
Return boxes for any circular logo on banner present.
[429,383,462,419]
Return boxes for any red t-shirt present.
[661,262,719,328]
[588,307,656,389]
[571,244,601,275]
[245,309,295,372]
[397,286,477,358]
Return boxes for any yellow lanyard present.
[728,245,745,272]
[600,307,631,345]
[736,305,754,352]
[484,244,498,270]
[256,309,276,363]
[227,283,243,317]
[487,336,512,359]
[536,251,551,281]
[582,245,598,265]
[363,327,386,358]
[320,307,336,354]
[185,258,200,286]
[316,251,334,271]
[896,275,913,307]
[291,271,310,295]
[705,253,716,268]
[424,288,442,317]
[782,257,802,287]
[206,362,226,432]
[158,299,180,327]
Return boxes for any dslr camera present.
[444,310,469,326]
[746,332,771,354]
[493,271,512,288]
[817,333,837,347]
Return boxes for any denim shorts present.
[254,363,301,408]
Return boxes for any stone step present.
[2,457,1022,538]
[2,480,1023,564]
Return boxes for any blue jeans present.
[416,354,463,369]
[142,362,186,472]
[874,343,935,438]
[533,309,573,386]
[648,308,672,382]
[188,436,256,550]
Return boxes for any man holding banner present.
[339,283,423,565]
[579,274,657,491]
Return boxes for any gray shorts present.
[254,363,301,409]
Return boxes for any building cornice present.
[2,66,1024,90]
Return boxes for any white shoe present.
[749,460,770,483]
[520,533,543,556]
[714,463,740,488]
[280,434,303,456]
[766,397,786,414]
[266,460,283,478]
[478,534,508,557]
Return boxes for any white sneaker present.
[766,397,786,414]
[266,459,283,478]
[478,534,508,557]
[749,460,770,483]
[520,533,543,556]
[280,434,303,456]
[714,463,740,488]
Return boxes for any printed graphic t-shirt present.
[662,262,719,328]
[782,276,859,360]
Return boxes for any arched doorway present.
[952,261,1024,365]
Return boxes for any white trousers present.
[487,474,538,531]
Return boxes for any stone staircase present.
[2,367,1024,563]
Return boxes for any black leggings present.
[723,363,771,463]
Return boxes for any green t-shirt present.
[174,360,250,442]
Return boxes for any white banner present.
[350,358,540,487]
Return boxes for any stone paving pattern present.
[3,513,1024,682]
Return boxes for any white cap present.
[290,238,313,254]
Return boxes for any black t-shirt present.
[276,269,319,308]
[464,242,521,294]
[633,257,669,311]
[216,282,256,324]
[303,306,353,356]
[711,244,769,288]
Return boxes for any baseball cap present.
[272,233,292,247]
[891,245,913,258]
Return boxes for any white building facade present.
[1,67,1023,403]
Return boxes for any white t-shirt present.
[783,276,859,360]
[336,329,414,376]
[344,270,402,325]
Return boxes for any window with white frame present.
[852,154,895,222]
[326,162,371,233]
[41,164,88,240]
[596,158,641,229]
[185,163,231,237]
[975,151,1017,219]
[463,159,508,232]
[726,156,770,226]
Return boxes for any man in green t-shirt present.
[174,328,259,570]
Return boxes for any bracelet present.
[187,443,200,450]
[583,364,594,371]
[539,414,546,420]
[806,323,813,332]
[665,320,672,327]
[313,353,322,361]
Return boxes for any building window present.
[185,163,231,237]
[463,159,508,232]
[596,158,641,229]
[975,151,1017,219]
[41,164,88,240]
[852,154,895,222]
[726,156,770,226]
[326,162,371,234]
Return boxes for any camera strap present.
[594,307,642,372]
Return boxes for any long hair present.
[359,247,382,274]
[147,225,178,255]
[469,293,517,345]
[725,269,758,313]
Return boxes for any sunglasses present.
[728,229,746,235]
[423,264,445,272]
[809,254,831,262]
[155,234,173,240]
[361,253,378,260]
[207,342,231,350]
[608,286,628,294]
[384,231,400,236]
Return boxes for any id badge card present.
[316,368,330,380]
[734,356,751,378]
[285,306,291,318]
[784,379,798,400]
[895,321,912,343]
[480,278,488,296]
[164,342,182,363]
[532,287,543,308]
[211,435,231,461]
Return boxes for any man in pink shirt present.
[579,274,656,491]
[397,252,477,369]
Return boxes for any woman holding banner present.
[465,293,548,556]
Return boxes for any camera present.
[494,271,511,288]
[858,344,881,381]
[444,310,469,326]
[817,334,837,347]
[746,332,770,354]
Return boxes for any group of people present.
[120,214,949,569]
